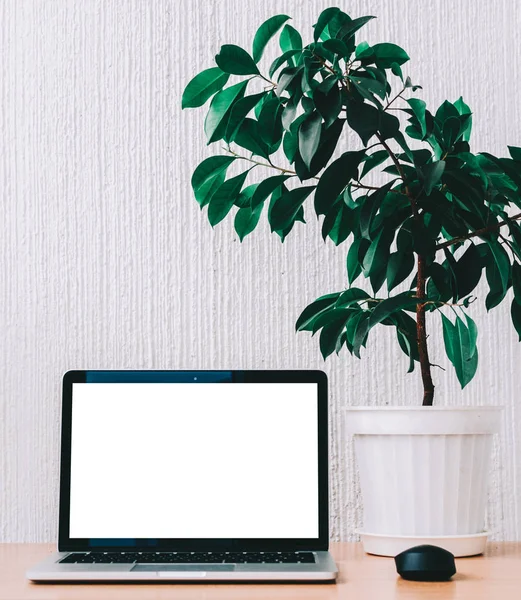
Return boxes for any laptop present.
[27,370,337,582]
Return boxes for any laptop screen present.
[67,374,320,541]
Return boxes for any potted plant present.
[182,8,519,556]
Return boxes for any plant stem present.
[417,255,435,406]
[435,212,521,251]
[375,132,435,405]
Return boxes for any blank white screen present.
[69,382,319,539]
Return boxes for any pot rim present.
[356,530,490,540]
[343,405,503,411]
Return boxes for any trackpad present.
[132,564,235,572]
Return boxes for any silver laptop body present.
[27,370,337,582]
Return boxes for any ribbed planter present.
[344,406,502,557]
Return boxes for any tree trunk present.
[416,254,435,406]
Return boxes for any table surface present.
[1,542,520,599]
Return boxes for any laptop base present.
[27,551,337,582]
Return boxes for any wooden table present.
[1,542,519,599]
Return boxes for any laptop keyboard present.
[60,551,315,564]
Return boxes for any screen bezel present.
[58,370,329,552]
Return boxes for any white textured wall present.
[1,0,521,542]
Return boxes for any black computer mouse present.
[394,544,456,581]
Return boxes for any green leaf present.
[234,182,259,208]
[336,288,370,307]
[393,131,414,162]
[280,24,303,55]
[406,98,429,139]
[442,116,462,147]
[454,243,483,299]
[441,314,478,388]
[269,186,315,231]
[441,313,456,363]
[308,307,346,338]
[191,156,236,206]
[379,112,401,140]
[281,99,298,132]
[372,43,410,68]
[182,67,230,109]
[454,96,472,142]
[358,182,395,238]
[319,310,351,359]
[234,202,263,242]
[369,292,420,328]
[296,292,341,331]
[512,261,521,303]
[421,161,446,196]
[314,151,364,215]
[321,198,352,245]
[234,118,270,158]
[233,184,261,237]
[393,310,419,371]
[313,7,341,42]
[226,92,266,141]
[322,38,350,57]
[397,329,414,372]
[391,62,403,81]
[508,146,521,162]
[346,238,366,284]
[362,228,391,276]
[215,44,259,75]
[337,15,376,41]
[351,312,371,358]
[207,170,250,226]
[283,130,298,163]
[465,314,478,359]
[252,15,291,63]
[348,74,386,102]
[344,311,363,350]
[435,100,460,124]
[299,111,322,170]
[511,299,521,340]
[276,66,304,98]
[194,169,226,209]
[484,241,511,310]
[204,81,248,144]
[360,150,388,178]
[269,50,302,78]
[346,100,380,145]
[294,119,345,180]
[355,41,371,58]
[314,84,341,128]
[387,251,415,291]
[251,175,290,208]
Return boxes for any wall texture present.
[1,0,521,542]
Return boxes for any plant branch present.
[312,52,348,91]
[385,85,407,110]
[257,73,277,87]
[422,297,477,309]
[435,212,521,251]
[430,362,446,371]
[352,181,407,195]
[223,147,297,176]
[499,232,521,260]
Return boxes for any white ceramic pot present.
[344,406,502,557]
